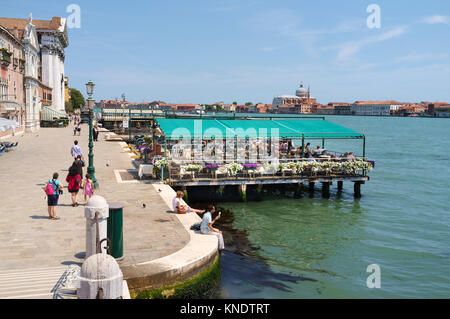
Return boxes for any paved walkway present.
[0,124,190,298]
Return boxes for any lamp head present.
[85,80,95,96]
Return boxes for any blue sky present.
[3,0,450,104]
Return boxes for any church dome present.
[296,84,307,97]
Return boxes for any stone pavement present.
[0,124,190,298]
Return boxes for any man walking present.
[71,140,83,160]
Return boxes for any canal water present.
[212,115,450,298]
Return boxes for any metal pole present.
[88,99,98,188]
[363,136,366,158]
[301,134,305,158]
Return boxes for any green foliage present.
[232,101,237,105]
[69,88,85,110]
[133,256,221,299]
[65,101,73,113]
[245,102,253,106]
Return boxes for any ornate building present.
[272,82,317,111]
[0,15,69,130]
[21,18,41,131]
[0,25,25,137]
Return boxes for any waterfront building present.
[351,101,400,116]
[0,25,25,138]
[428,103,450,118]
[223,104,236,112]
[0,15,69,131]
[316,105,335,115]
[235,105,248,113]
[175,103,201,112]
[272,82,317,111]
[0,16,69,114]
[330,103,351,115]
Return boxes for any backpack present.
[45,181,55,195]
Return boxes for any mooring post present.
[309,182,315,195]
[322,182,330,198]
[354,182,362,198]
[239,184,247,202]
[182,186,188,204]
[337,181,343,192]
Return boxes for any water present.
[213,115,450,298]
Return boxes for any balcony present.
[0,49,12,67]
[19,59,25,72]
[0,100,21,112]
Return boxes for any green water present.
[219,115,450,298]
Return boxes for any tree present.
[69,88,85,110]
[232,101,237,105]
[65,101,73,113]
[245,102,253,106]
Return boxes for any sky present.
[2,0,450,104]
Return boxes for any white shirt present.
[200,212,212,233]
[172,197,180,211]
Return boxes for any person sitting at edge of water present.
[172,191,205,215]
[200,205,225,250]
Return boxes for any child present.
[83,173,94,203]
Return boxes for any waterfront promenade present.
[0,124,216,299]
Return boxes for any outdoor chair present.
[214,166,229,179]
[0,145,5,155]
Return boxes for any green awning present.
[156,118,363,140]
[40,106,68,121]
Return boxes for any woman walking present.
[66,165,82,207]
[83,173,94,203]
[93,124,99,141]
[43,172,62,220]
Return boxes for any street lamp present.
[85,80,98,189]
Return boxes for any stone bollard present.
[77,253,123,299]
[85,195,109,258]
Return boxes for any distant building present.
[351,101,400,116]
[272,82,317,112]
[428,103,450,118]
[175,104,201,112]
[235,105,248,113]
[316,105,334,115]
[331,103,351,115]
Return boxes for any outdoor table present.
[138,164,153,179]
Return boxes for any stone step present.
[0,266,67,299]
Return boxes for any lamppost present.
[85,80,98,188]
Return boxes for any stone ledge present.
[119,164,218,294]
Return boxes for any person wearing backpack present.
[66,165,82,207]
[43,172,62,220]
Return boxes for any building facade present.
[0,16,69,121]
[0,25,25,138]
[351,101,395,116]
[272,83,317,112]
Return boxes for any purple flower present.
[205,164,220,169]
[243,163,259,169]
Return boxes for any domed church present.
[272,82,317,110]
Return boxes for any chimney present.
[14,27,19,39]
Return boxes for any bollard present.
[85,195,109,258]
[77,253,123,299]
[107,202,124,260]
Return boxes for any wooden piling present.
[337,181,343,192]
[321,182,330,198]
[309,182,315,196]
[354,181,362,198]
